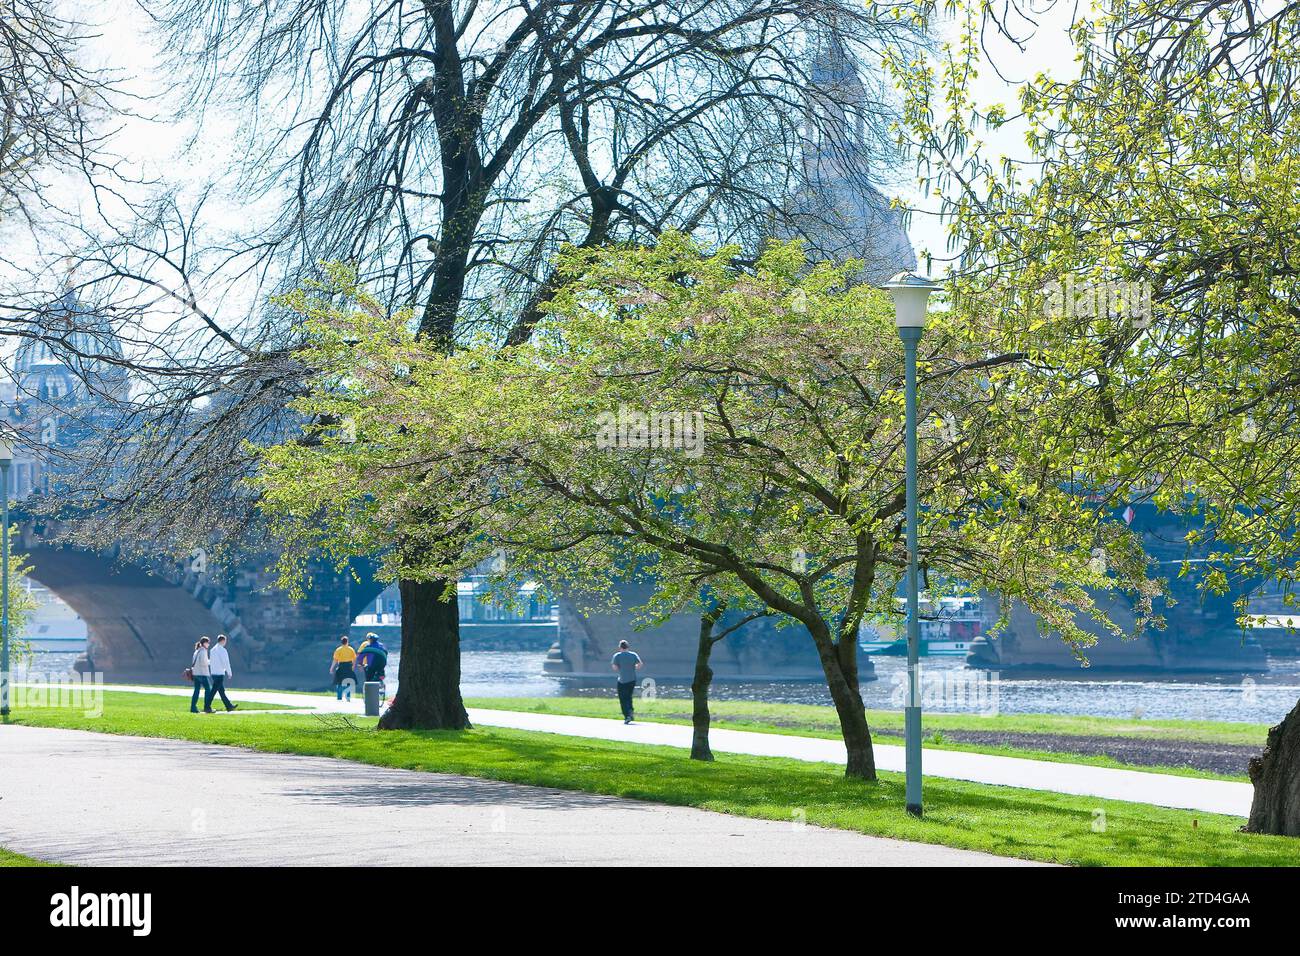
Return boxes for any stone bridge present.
[966,502,1279,673]
[16,500,1286,688]
[16,518,385,688]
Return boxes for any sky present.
[896,1,1085,270]
[12,0,1087,322]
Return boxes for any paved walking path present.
[0,725,1039,866]
[37,682,1257,817]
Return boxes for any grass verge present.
[9,687,299,716]
[0,847,54,867]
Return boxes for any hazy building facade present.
[785,31,917,281]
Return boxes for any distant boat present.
[351,577,558,646]
[859,596,982,658]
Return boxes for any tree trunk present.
[815,634,876,781]
[1245,696,1300,835]
[691,607,722,761]
[377,577,471,731]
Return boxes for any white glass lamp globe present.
[881,271,941,329]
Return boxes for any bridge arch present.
[22,544,245,681]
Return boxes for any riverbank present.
[3,691,1294,865]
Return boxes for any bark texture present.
[813,626,876,780]
[690,606,722,761]
[377,577,471,731]
[1245,696,1300,835]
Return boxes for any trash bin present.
[363,681,382,717]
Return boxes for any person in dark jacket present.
[355,633,389,683]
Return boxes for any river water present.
[450,649,1300,724]
[25,647,1300,725]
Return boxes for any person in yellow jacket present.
[330,636,358,701]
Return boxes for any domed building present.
[4,284,129,500]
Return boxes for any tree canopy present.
[254,235,1159,774]
[891,0,1300,611]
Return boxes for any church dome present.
[13,288,129,403]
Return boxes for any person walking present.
[610,640,642,724]
[331,635,357,701]
[190,637,212,714]
[205,634,238,712]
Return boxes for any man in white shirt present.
[205,634,238,712]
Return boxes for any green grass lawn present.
[0,847,53,867]
[464,695,1265,781]
[5,691,1296,866]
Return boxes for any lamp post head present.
[0,433,12,466]
[881,271,941,329]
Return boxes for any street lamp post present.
[882,271,941,817]
[0,434,11,718]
